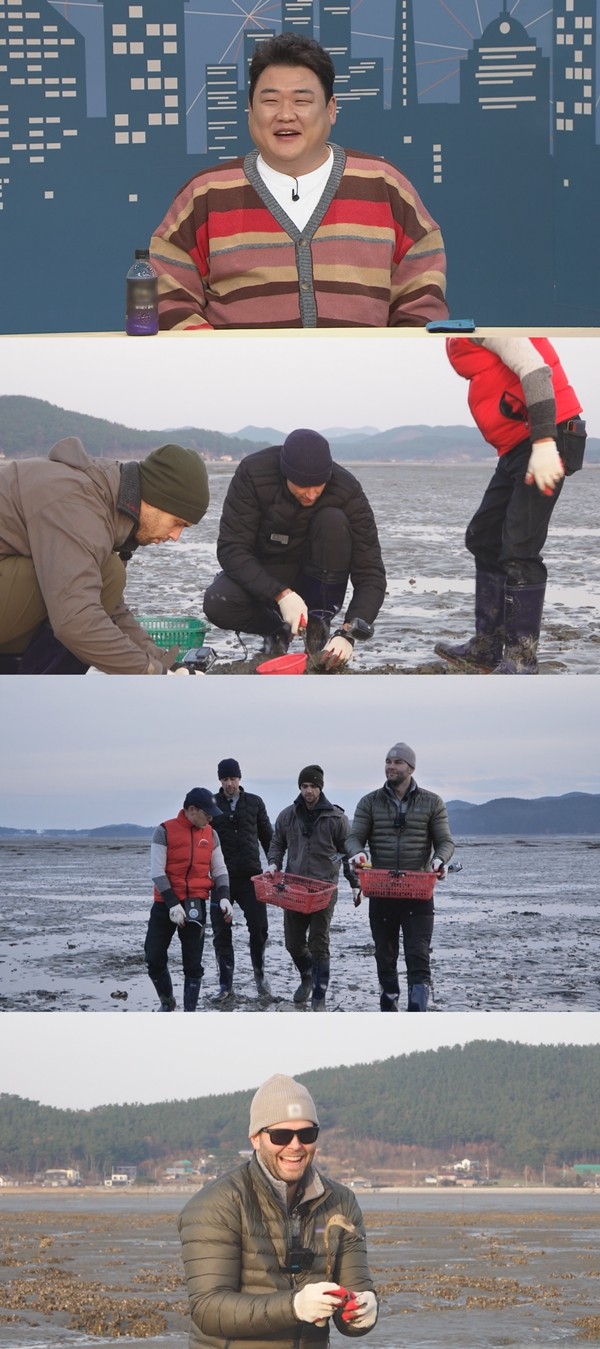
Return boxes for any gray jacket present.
[268,797,350,884]
[178,1154,376,1349]
[346,780,454,872]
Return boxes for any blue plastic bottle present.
[125,249,158,336]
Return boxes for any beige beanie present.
[249,1073,319,1137]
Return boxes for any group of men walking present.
[145,744,454,1015]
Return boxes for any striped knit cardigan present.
[150,144,448,330]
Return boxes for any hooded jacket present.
[268,796,350,884]
[0,438,165,673]
[215,447,386,626]
[178,1154,376,1349]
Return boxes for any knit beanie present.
[218,758,241,780]
[249,1074,319,1137]
[298,764,324,790]
[387,742,416,770]
[138,444,209,524]
[280,430,333,487]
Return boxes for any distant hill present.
[1,1042,599,1175]
[3,397,598,464]
[0,397,266,460]
[447,791,600,836]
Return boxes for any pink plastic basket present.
[252,871,335,914]
[357,868,437,901]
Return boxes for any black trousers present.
[465,422,584,587]
[210,876,269,983]
[203,507,352,635]
[368,899,434,997]
[144,901,205,982]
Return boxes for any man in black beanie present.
[266,764,359,1010]
[211,757,274,1002]
[203,429,385,667]
[0,437,209,674]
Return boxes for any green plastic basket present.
[139,616,208,650]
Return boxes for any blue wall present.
[0,0,598,332]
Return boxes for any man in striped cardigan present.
[150,33,447,330]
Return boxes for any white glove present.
[265,863,278,875]
[293,1283,344,1326]
[167,666,192,676]
[320,635,353,667]
[350,853,368,868]
[432,857,446,878]
[277,591,308,636]
[219,897,234,923]
[342,1291,378,1329]
[525,439,564,494]
[169,903,186,926]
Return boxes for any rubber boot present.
[293,962,313,1005]
[491,583,546,674]
[19,621,90,675]
[305,611,332,656]
[435,571,505,672]
[253,968,272,998]
[151,970,176,1012]
[212,979,233,1004]
[183,978,202,1012]
[311,960,329,1012]
[380,991,399,1012]
[262,622,291,658]
[0,654,22,674]
[407,983,430,1012]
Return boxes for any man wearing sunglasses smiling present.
[178,1073,378,1346]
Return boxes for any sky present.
[0,676,599,830]
[1,1013,599,1110]
[1,336,599,439]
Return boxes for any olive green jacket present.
[178,1154,377,1348]
[346,780,454,872]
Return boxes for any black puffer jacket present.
[178,1154,376,1349]
[215,447,386,625]
[213,787,273,880]
[346,780,454,872]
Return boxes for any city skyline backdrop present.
[1,0,599,330]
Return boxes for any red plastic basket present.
[357,868,437,901]
[252,871,336,914]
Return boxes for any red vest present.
[153,811,213,903]
[446,337,581,456]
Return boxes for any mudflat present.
[1,1200,599,1348]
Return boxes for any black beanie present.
[218,758,242,779]
[298,764,324,790]
[138,444,209,524]
[280,430,333,488]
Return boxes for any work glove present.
[320,634,353,668]
[350,853,368,868]
[219,897,234,923]
[351,888,362,908]
[525,439,564,495]
[341,1290,378,1329]
[265,863,278,875]
[167,666,192,675]
[432,857,446,879]
[168,903,186,927]
[293,1283,345,1326]
[277,591,308,635]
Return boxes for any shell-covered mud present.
[123,464,600,676]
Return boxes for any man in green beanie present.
[0,436,209,674]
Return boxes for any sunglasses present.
[262,1126,319,1146]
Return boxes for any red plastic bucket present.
[256,653,307,675]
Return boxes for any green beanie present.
[138,444,209,525]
